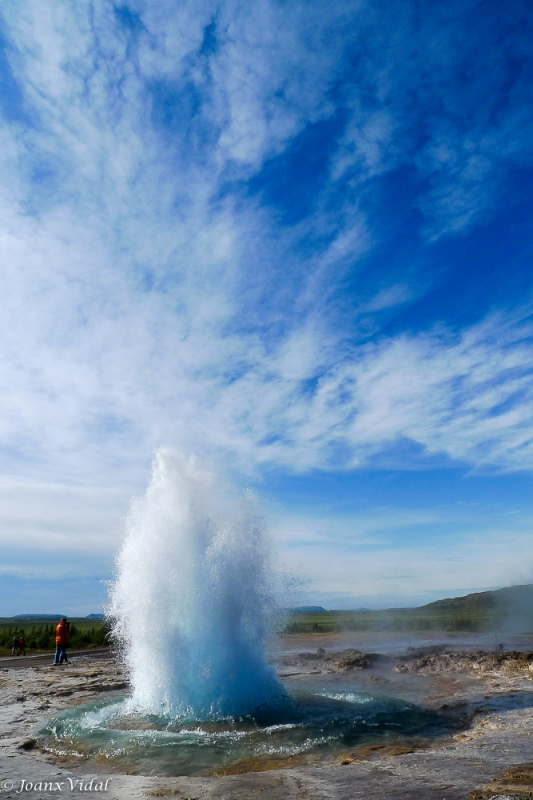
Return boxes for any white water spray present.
[109,449,286,718]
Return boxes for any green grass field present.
[280,584,533,635]
[2,584,531,656]
[279,608,494,634]
[0,617,110,657]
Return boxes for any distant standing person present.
[18,635,26,656]
[53,618,70,665]
[11,636,19,656]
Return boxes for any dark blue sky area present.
[260,463,533,513]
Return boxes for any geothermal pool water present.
[37,685,457,776]
[37,452,458,775]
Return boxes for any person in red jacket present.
[53,618,70,665]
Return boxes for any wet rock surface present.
[277,647,392,672]
[470,762,533,799]
[0,643,532,799]
[408,649,533,675]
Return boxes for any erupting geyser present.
[109,449,286,718]
[38,449,457,775]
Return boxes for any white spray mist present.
[109,449,286,718]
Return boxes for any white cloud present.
[0,1,532,611]
[0,478,127,555]
[0,1,530,485]
[271,507,533,607]
[200,312,533,473]
[1,193,532,482]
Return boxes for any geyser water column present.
[40,454,459,774]
[109,449,286,718]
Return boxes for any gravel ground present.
[1,642,533,800]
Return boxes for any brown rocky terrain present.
[1,643,532,799]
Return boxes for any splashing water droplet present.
[108,449,287,718]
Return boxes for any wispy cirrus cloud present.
[0,1,533,612]
[0,0,531,483]
[207,310,533,473]
[271,502,533,608]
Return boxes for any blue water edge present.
[35,687,459,777]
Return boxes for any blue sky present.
[1,0,533,614]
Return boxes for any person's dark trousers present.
[53,645,68,664]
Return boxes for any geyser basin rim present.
[35,686,459,777]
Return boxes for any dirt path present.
[0,648,113,670]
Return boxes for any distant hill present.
[12,614,66,619]
[8,613,105,620]
[282,584,533,634]
[422,584,533,612]
[6,586,533,634]
[419,584,533,633]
